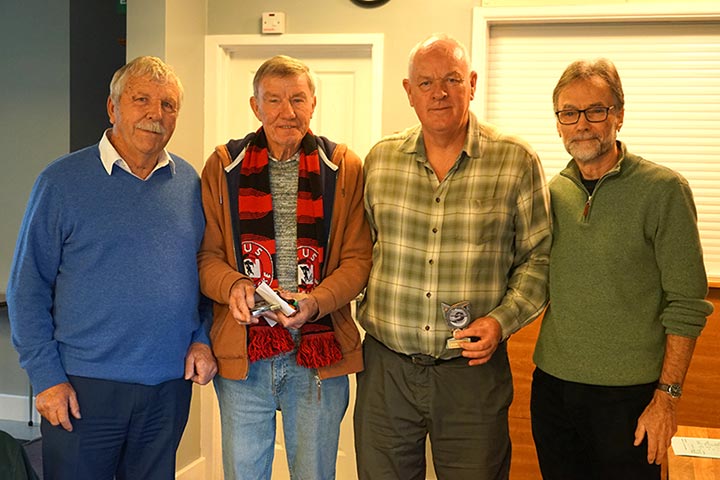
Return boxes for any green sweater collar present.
[560,140,631,184]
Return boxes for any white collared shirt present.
[98,129,175,180]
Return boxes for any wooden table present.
[668,426,720,479]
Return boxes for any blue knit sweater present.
[7,145,208,393]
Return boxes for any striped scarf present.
[238,128,342,369]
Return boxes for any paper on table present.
[671,436,720,459]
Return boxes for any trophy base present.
[446,337,470,349]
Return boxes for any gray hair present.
[253,55,316,97]
[109,56,184,108]
[553,58,624,111]
[407,33,471,78]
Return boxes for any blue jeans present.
[214,350,349,480]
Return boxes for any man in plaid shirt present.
[354,33,552,480]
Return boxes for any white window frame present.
[472,2,720,285]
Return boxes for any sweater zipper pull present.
[583,196,592,219]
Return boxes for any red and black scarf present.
[237,128,342,369]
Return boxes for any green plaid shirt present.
[358,113,551,358]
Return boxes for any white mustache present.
[135,120,165,134]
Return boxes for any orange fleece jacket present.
[198,140,372,380]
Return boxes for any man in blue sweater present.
[7,56,216,480]
[531,58,712,479]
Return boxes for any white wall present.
[206,0,474,136]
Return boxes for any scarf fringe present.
[248,325,295,362]
[296,331,343,369]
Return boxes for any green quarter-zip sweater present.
[534,141,712,386]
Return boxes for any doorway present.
[205,34,384,161]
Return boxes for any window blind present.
[478,20,720,282]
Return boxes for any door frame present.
[204,33,384,156]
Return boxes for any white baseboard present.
[176,456,206,480]
[0,393,40,423]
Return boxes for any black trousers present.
[530,368,661,480]
[41,375,192,480]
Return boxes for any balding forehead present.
[407,34,471,78]
[421,38,464,59]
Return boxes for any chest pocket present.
[453,198,511,246]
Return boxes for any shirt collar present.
[98,129,175,178]
[463,111,482,158]
[401,111,480,162]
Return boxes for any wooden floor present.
[505,288,720,480]
[507,319,542,479]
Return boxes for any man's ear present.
[107,96,116,125]
[250,96,262,122]
[403,78,413,107]
[469,71,478,101]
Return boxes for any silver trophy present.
[442,301,472,349]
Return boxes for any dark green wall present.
[1,1,70,296]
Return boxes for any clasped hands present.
[229,279,318,330]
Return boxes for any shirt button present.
[435,197,441,203]
[426,292,432,298]
[428,259,434,265]
[424,325,431,331]
[432,227,438,233]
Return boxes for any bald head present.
[407,34,470,80]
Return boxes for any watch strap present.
[656,382,682,398]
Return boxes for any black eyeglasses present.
[555,106,615,125]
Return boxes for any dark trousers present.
[354,335,512,480]
[41,375,192,480]
[530,368,661,480]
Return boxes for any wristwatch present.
[656,383,682,398]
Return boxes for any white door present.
[226,50,374,161]
[206,35,384,162]
[204,34,384,480]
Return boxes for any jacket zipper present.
[583,195,592,220]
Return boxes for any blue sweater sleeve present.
[192,293,213,345]
[7,174,70,393]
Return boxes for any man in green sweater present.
[531,58,713,479]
